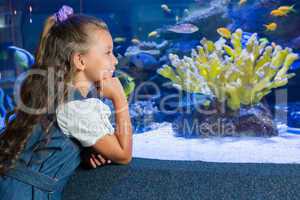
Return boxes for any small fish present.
[277,5,296,14]
[239,0,247,6]
[148,31,159,38]
[167,23,199,34]
[217,27,231,39]
[270,9,288,17]
[161,4,172,13]
[8,46,35,68]
[175,15,180,23]
[131,38,141,45]
[114,37,126,43]
[259,37,269,43]
[264,22,277,31]
[114,70,135,98]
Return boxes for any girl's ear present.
[73,52,86,71]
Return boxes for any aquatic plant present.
[158,29,299,111]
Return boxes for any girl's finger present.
[91,154,101,166]
[97,154,106,164]
[90,158,97,168]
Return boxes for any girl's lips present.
[107,70,114,76]
[97,68,115,80]
[103,69,115,78]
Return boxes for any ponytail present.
[35,16,56,66]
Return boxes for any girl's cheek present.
[97,70,105,80]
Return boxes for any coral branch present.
[157,29,299,110]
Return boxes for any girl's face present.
[82,29,118,82]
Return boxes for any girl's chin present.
[104,73,114,79]
[97,71,114,80]
[99,75,114,81]
[102,76,113,80]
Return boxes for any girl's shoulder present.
[57,84,112,116]
[56,97,112,117]
[55,97,114,147]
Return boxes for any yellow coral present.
[157,29,299,111]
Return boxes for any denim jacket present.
[0,86,99,200]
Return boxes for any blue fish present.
[7,46,35,69]
[130,53,158,70]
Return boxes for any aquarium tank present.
[1,0,300,163]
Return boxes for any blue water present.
[0,0,299,134]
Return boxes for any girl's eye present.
[106,51,111,55]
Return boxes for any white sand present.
[133,123,300,164]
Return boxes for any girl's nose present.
[113,54,118,66]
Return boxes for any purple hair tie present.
[54,5,74,23]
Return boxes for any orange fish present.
[264,22,277,31]
[239,0,247,6]
[270,9,287,17]
[277,4,295,14]
[217,27,231,39]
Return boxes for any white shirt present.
[56,98,115,147]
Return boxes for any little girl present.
[0,5,132,200]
